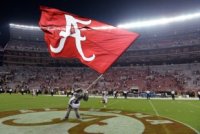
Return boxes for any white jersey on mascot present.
[69,96,80,109]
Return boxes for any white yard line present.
[149,100,171,134]
[149,100,159,116]
[148,100,200,134]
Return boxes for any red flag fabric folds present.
[39,6,139,74]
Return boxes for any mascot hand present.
[83,93,89,101]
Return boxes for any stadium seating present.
[0,19,200,97]
[0,64,200,96]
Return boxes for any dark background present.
[1,0,200,47]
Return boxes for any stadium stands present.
[0,63,200,97]
[0,19,200,97]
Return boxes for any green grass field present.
[0,94,200,133]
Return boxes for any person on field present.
[102,91,108,108]
[50,89,54,96]
[32,89,36,96]
[21,88,24,95]
[197,91,200,100]
[113,90,118,98]
[36,89,40,96]
[123,90,128,99]
[146,90,150,100]
[171,90,175,100]
[9,88,13,95]
[0,87,2,94]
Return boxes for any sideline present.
[47,95,200,101]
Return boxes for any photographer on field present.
[171,90,175,100]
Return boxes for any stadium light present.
[9,12,200,30]
[9,23,41,30]
[9,23,115,31]
[117,12,200,29]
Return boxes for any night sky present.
[0,0,200,46]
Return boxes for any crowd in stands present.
[5,30,200,52]
[0,63,200,97]
[4,40,47,52]
[131,31,200,50]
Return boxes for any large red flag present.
[39,6,139,74]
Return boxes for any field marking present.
[148,100,159,116]
[148,100,171,134]
[158,115,200,134]
[186,102,200,109]
[148,101,200,134]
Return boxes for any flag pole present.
[85,74,103,91]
